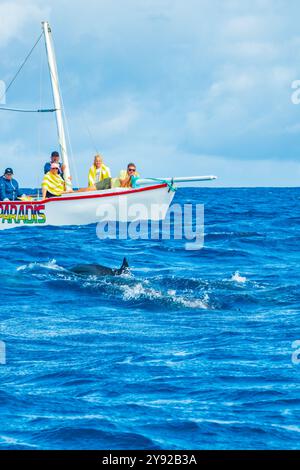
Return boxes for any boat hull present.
[0,184,175,230]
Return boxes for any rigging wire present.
[62,102,80,189]
[36,35,45,199]
[0,32,43,103]
[46,32,100,186]
[81,112,100,155]
[0,31,54,114]
[50,34,80,189]
[1,27,82,190]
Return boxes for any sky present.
[0,0,300,187]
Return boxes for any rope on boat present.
[133,177,176,192]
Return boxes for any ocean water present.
[0,187,299,450]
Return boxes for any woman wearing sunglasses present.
[41,163,69,199]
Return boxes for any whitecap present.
[0,435,37,448]
[17,259,65,272]
[231,271,247,283]
[120,282,209,309]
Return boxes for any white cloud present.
[0,1,48,48]
[224,15,267,37]
[87,97,140,138]
[284,122,300,134]
[1,0,300,186]
[0,140,27,173]
[168,151,300,187]
[228,41,278,60]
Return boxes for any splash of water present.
[231,271,247,283]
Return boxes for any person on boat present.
[118,163,139,188]
[88,154,111,187]
[42,163,68,199]
[0,168,25,201]
[92,162,139,190]
[77,163,139,192]
[44,151,65,177]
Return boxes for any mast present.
[42,21,72,190]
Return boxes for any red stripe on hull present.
[0,183,168,205]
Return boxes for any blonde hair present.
[94,154,103,165]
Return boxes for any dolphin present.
[70,257,129,276]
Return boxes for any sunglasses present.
[128,168,136,172]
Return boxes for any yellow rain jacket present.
[42,172,65,196]
[88,164,111,187]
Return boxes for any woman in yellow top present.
[42,163,67,199]
[74,163,139,193]
[88,154,111,187]
[90,163,139,190]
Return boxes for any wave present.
[120,282,210,309]
[17,259,66,273]
[16,260,212,310]
[1,187,300,450]
[30,426,157,450]
[15,260,274,311]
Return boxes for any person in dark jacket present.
[0,168,24,201]
[44,151,65,177]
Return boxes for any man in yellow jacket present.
[88,154,111,187]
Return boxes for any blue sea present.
[0,187,299,450]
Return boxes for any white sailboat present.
[0,22,217,230]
